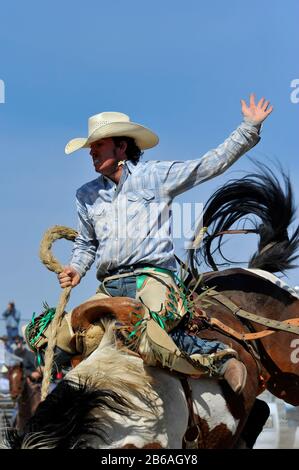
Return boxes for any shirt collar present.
[101,159,138,186]
[125,159,138,174]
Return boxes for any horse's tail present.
[189,162,299,274]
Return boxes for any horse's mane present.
[1,322,152,449]
[189,162,299,274]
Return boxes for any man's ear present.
[119,140,128,155]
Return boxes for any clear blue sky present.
[0,0,298,333]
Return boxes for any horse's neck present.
[8,365,24,397]
[65,326,244,449]
[96,367,190,449]
[66,332,187,448]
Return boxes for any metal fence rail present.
[0,393,16,428]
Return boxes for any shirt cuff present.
[69,263,85,278]
[242,118,262,134]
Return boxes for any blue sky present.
[0,0,298,333]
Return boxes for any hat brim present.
[65,121,159,155]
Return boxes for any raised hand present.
[241,93,273,125]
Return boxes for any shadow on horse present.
[2,164,299,448]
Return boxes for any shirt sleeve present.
[69,192,98,277]
[155,120,261,198]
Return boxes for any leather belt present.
[108,263,155,276]
[98,264,174,282]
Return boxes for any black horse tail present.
[189,163,299,274]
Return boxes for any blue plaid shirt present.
[70,120,261,280]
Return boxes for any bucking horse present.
[1,164,299,449]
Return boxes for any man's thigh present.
[136,271,178,311]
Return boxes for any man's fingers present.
[265,105,273,115]
[58,272,68,278]
[64,268,74,276]
[58,272,72,287]
[58,273,71,281]
[257,97,265,108]
[58,266,80,288]
[250,93,255,107]
[241,99,248,110]
[262,100,270,111]
[60,279,72,288]
[60,276,80,287]
[58,267,76,280]
[59,276,71,283]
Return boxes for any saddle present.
[72,297,239,376]
[24,296,237,378]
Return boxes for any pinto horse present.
[0,319,270,449]
[2,164,298,448]
[2,276,294,449]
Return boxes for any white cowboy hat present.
[65,111,159,155]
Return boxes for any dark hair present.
[112,136,143,163]
[15,335,25,344]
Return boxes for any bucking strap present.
[206,289,299,336]
[209,316,299,341]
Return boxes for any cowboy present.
[52,95,272,393]
[14,336,42,383]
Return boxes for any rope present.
[39,225,78,400]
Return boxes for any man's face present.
[89,137,125,176]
